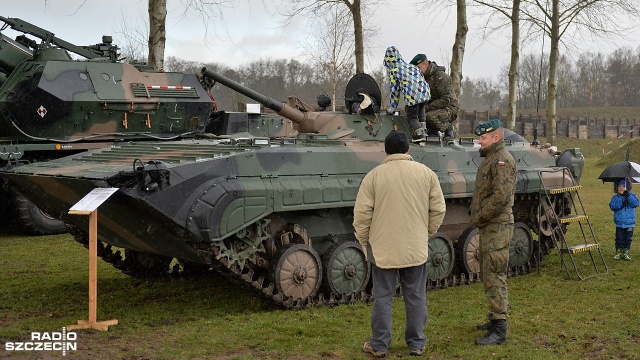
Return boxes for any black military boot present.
[412,127,426,143]
[475,319,507,345]
[476,320,492,331]
[443,124,456,139]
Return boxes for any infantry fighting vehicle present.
[0,65,584,308]
[0,16,224,234]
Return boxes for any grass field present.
[1,138,639,360]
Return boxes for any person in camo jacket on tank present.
[610,177,639,260]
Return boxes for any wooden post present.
[67,188,118,331]
[67,209,118,331]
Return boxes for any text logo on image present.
[4,327,77,356]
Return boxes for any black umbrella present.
[598,161,640,183]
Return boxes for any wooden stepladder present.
[67,188,119,331]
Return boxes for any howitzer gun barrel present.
[0,31,32,78]
[202,67,329,133]
[0,16,107,59]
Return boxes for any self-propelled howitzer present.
[0,68,584,309]
[0,15,216,235]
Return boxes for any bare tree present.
[573,52,606,107]
[299,3,354,110]
[450,0,468,103]
[522,0,640,145]
[114,9,149,64]
[148,0,167,70]
[275,0,381,74]
[472,0,521,130]
[147,0,237,71]
[414,0,467,103]
[475,77,501,110]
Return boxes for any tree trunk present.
[545,0,559,145]
[346,0,364,74]
[450,0,468,100]
[506,0,520,131]
[148,0,167,71]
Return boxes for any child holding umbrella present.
[609,177,639,260]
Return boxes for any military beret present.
[474,119,503,136]
[410,53,427,66]
[385,130,409,155]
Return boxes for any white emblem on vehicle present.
[37,105,47,118]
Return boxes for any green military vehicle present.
[0,59,585,308]
[0,16,223,234]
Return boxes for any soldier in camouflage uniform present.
[410,54,459,138]
[468,119,517,346]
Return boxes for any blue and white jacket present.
[383,46,430,109]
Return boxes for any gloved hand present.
[385,107,396,115]
[623,195,629,207]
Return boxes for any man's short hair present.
[385,130,409,154]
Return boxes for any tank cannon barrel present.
[0,15,117,61]
[201,66,284,112]
[202,67,328,133]
[0,32,32,82]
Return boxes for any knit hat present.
[410,53,427,65]
[618,178,630,188]
[474,119,503,136]
[385,130,409,154]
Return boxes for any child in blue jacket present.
[609,178,639,260]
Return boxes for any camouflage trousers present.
[425,108,456,134]
[479,223,513,320]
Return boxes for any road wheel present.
[14,192,66,235]
[509,223,534,266]
[322,241,370,296]
[426,233,455,281]
[457,227,481,275]
[123,248,172,277]
[270,243,322,300]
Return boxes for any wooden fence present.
[458,110,640,139]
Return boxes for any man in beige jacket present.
[353,130,446,358]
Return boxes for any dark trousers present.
[404,102,426,131]
[369,263,428,352]
[615,227,634,250]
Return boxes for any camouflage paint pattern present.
[0,55,212,143]
[0,69,587,303]
[421,62,458,133]
[1,115,579,261]
[425,108,457,133]
[479,223,513,320]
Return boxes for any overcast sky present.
[2,0,638,80]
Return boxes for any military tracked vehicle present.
[0,16,231,234]
[0,66,584,309]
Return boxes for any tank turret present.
[203,66,353,134]
[0,15,216,236]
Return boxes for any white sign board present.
[246,103,261,114]
[69,188,119,213]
